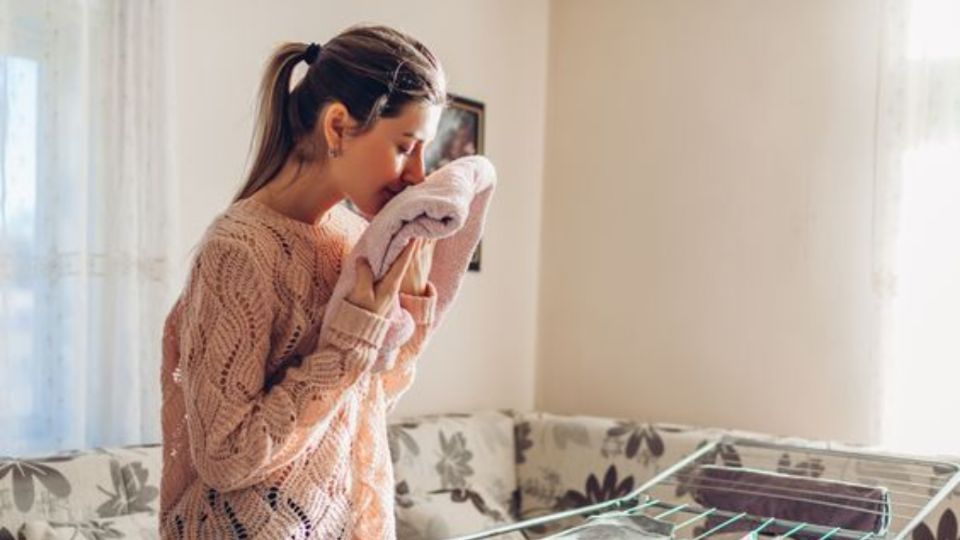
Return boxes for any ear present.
[321,102,356,151]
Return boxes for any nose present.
[402,145,427,186]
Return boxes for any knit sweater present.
[159,197,436,539]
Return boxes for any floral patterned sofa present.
[2,410,958,539]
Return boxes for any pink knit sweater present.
[159,197,436,539]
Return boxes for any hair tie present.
[304,42,321,65]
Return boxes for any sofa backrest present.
[387,409,524,538]
[513,411,722,537]
[388,409,518,512]
[0,443,162,537]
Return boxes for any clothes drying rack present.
[454,437,960,540]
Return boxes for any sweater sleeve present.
[381,282,438,415]
[179,238,390,492]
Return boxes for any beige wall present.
[536,0,884,444]
[171,0,549,417]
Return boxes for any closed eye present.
[397,144,416,156]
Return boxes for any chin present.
[351,200,380,221]
[350,188,398,220]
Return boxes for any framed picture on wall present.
[425,93,485,272]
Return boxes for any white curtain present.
[876,0,960,455]
[0,0,173,454]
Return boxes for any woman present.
[160,24,447,539]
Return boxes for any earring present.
[328,147,341,158]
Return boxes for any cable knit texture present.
[159,197,436,539]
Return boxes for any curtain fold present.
[876,0,960,454]
[0,0,173,454]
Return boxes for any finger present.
[411,237,424,255]
[392,239,419,280]
[355,257,374,291]
[379,239,418,294]
[377,240,413,291]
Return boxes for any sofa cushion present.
[389,410,518,519]
[0,451,126,537]
[395,485,525,540]
[18,511,158,540]
[108,444,161,515]
[513,412,720,538]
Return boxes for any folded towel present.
[690,465,891,539]
[319,155,497,372]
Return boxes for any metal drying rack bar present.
[454,437,960,540]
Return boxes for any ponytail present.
[233,43,310,202]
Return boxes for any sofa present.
[2,410,958,539]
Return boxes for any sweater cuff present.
[329,300,391,348]
[399,282,437,326]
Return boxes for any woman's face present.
[338,102,442,219]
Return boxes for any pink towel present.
[319,155,497,372]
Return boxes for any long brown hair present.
[233,25,447,202]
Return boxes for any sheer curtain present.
[0,0,174,454]
[876,0,960,455]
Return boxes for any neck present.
[250,158,342,226]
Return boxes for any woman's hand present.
[348,239,418,316]
[401,238,435,296]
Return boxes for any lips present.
[379,187,403,211]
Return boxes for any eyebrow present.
[402,132,432,143]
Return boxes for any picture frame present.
[425,93,485,272]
